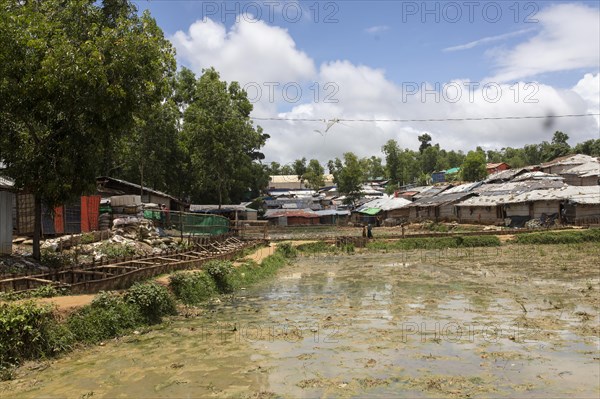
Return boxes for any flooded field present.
[1,243,599,398]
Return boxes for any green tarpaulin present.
[359,207,382,215]
[144,210,229,236]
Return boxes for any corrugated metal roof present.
[412,185,452,199]
[457,185,599,206]
[0,176,14,190]
[314,209,351,216]
[410,192,476,207]
[511,172,564,182]
[484,168,529,183]
[97,176,184,204]
[541,154,596,167]
[443,182,482,194]
[356,196,412,212]
[264,209,320,218]
[560,159,600,177]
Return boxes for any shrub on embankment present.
[367,235,501,251]
[0,245,296,376]
[169,244,295,305]
[0,301,72,375]
[1,282,177,375]
[513,228,600,245]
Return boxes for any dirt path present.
[36,294,97,314]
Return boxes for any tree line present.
[266,131,600,203]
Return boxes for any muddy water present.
[2,252,599,398]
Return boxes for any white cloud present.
[487,3,600,82]
[171,17,600,165]
[572,73,600,127]
[443,28,534,52]
[364,25,389,34]
[170,16,315,85]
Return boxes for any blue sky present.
[134,1,600,162]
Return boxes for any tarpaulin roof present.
[356,196,412,212]
[314,209,351,216]
[358,207,382,215]
[410,192,476,207]
[263,209,320,219]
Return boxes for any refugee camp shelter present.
[314,209,351,225]
[558,158,600,186]
[264,209,320,226]
[409,182,480,222]
[189,204,258,221]
[353,195,412,225]
[268,175,334,190]
[13,193,102,236]
[96,176,186,211]
[486,162,510,175]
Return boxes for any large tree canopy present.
[181,68,268,206]
[0,0,176,258]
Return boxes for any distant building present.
[268,174,334,190]
[486,162,510,175]
[96,176,187,211]
[432,167,461,183]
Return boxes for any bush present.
[514,229,600,245]
[276,242,298,258]
[169,271,218,305]
[124,283,177,324]
[40,250,73,269]
[0,301,72,369]
[68,293,144,344]
[97,242,136,258]
[296,242,335,254]
[205,260,235,293]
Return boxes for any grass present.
[0,285,69,302]
[368,235,501,251]
[513,228,600,245]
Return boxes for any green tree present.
[181,68,268,206]
[418,133,432,153]
[329,153,366,205]
[460,151,487,182]
[292,158,307,179]
[302,159,325,190]
[115,99,184,196]
[266,162,282,175]
[363,156,385,180]
[0,0,175,259]
[382,140,401,185]
[280,164,294,175]
[573,139,600,157]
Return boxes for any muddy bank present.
[1,243,598,398]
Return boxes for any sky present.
[134,0,600,164]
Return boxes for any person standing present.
[367,223,373,239]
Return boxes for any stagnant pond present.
[2,251,599,398]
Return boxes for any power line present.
[251,113,600,123]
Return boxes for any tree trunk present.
[33,195,42,261]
